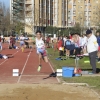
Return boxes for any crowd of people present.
[50,31,100,62]
[45,30,99,74]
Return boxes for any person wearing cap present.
[86,29,98,74]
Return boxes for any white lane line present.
[22,75,49,77]
[17,49,32,83]
[0,50,20,66]
[48,61,60,83]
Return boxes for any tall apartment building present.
[10,0,25,24]
[10,0,100,34]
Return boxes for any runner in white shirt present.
[19,35,25,52]
[35,31,48,72]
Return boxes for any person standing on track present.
[19,34,25,52]
[35,31,48,72]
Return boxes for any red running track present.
[0,43,59,84]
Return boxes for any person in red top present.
[57,36,64,59]
[46,36,50,47]
[9,36,13,49]
[69,33,72,39]
[12,36,16,48]
[0,36,1,42]
[58,38,63,49]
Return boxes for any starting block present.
[13,69,19,76]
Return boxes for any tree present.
[95,4,100,27]
[14,22,24,34]
[0,2,12,36]
[75,11,86,34]
[68,23,81,34]
[0,2,6,34]
[45,26,58,35]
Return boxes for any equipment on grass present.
[59,47,64,51]
[55,57,61,60]
[84,60,90,63]
[62,67,74,77]
[81,71,89,75]
[74,56,82,74]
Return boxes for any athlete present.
[35,31,48,72]
[19,35,25,52]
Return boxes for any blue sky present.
[0,0,10,8]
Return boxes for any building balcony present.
[25,14,32,17]
[88,3,91,6]
[68,14,72,16]
[85,3,88,5]
[73,3,76,6]
[13,2,19,6]
[88,14,91,16]
[73,9,76,11]
[13,9,19,13]
[25,8,32,11]
[84,9,87,11]
[13,12,22,16]
[15,0,24,4]
[88,9,91,11]
[25,1,31,4]
[84,9,91,12]
[73,14,76,16]
[13,3,24,10]
[13,14,24,18]
[85,14,88,16]
[13,0,17,2]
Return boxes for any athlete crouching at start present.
[35,31,48,72]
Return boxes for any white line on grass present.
[0,50,20,66]
[48,61,60,83]
[17,49,32,83]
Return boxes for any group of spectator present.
[8,35,16,49]
[47,30,100,74]
[50,31,100,63]
[52,33,87,59]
